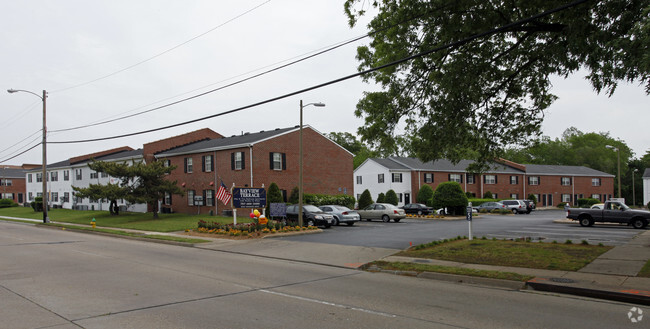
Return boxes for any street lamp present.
[605,145,621,200]
[299,100,325,228]
[632,168,639,206]
[7,89,49,223]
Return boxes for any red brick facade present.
[159,128,353,214]
[410,171,613,207]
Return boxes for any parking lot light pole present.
[605,145,621,199]
[7,89,49,223]
[299,100,325,227]
[632,168,638,206]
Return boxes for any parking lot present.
[278,209,645,249]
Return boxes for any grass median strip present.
[369,260,535,282]
[397,238,612,271]
[639,260,650,278]
[45,223,211,244]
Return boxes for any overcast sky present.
[1,1,647,166]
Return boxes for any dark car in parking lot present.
[285,204,334,228]
[400,203,433,215]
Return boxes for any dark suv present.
[501,200,530,214]
[285,204,334,228]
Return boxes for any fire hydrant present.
[91,218,96,229]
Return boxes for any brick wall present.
[410,171,612,207]
[161,128,353,215]
[143,128,222,162]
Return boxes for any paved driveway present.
[276,210,644,249]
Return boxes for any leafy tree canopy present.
[327,132,382,168]
[344,0,649,165]
[416,184,434,205]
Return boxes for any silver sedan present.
[319,205,361,226]
[356,203,406,223]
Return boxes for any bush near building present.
[432,182,469,215]
[385,189,399,206]
[358,189,374,209]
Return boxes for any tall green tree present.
[80,160,183,219]
[344,1,649,165]
[384,189,399,206]
[327,132,381,168]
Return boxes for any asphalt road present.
[0,221,644,329]
[278,209,644,249]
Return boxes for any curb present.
[526,278,650,306]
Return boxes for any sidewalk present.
[380,230,650,305]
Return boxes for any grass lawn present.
[396,238,613,271]
[0,206,253,232]
[369,260,534,282]
[639,259,650,278]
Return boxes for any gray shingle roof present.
[0,167,28,179]
[155,126,301,157]
[524,164,613,177]
[365,156,613,177]
[643,168,650,178]
[388,157,522,174]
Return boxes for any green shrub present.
[266,183,285,213]
[431,182,468,215]
[31,196,44,212]
[288,186,300,204]
[376,192,385,203]
[0,199,17,208]
[417,185,434,205]
[384,189,399,206]
[526,194,537,204]
[303,193,355,209]
[468,198,499,205]
[577,198,599,208]
[358,189,373,210]
[483,191,493,199]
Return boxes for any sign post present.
[232,187,267,226]
[466,202,473,241]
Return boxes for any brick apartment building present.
[155,125,354,215]
[1,164,39,204]
[354,157,614,207]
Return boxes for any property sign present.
[270,203,286,217]
[232,187,266,208]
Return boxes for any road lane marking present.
[260,289,397,318]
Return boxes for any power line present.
[49,34,368,133]
[0,129,42,156]
[50,2,448,133]
[50,0,271,93]
[50,0,590,145]
[0,142,41,164]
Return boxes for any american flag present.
[216,181,232,206]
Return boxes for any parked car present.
[591,203,605,209]
[523,200,536,211]
[357,203,406,222]
[285,204,334,228]
[400,203,433,215]
[319,205,360,226]
[474,201,507,212]
[501,200,530,214]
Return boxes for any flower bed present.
[194,219,318,239]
